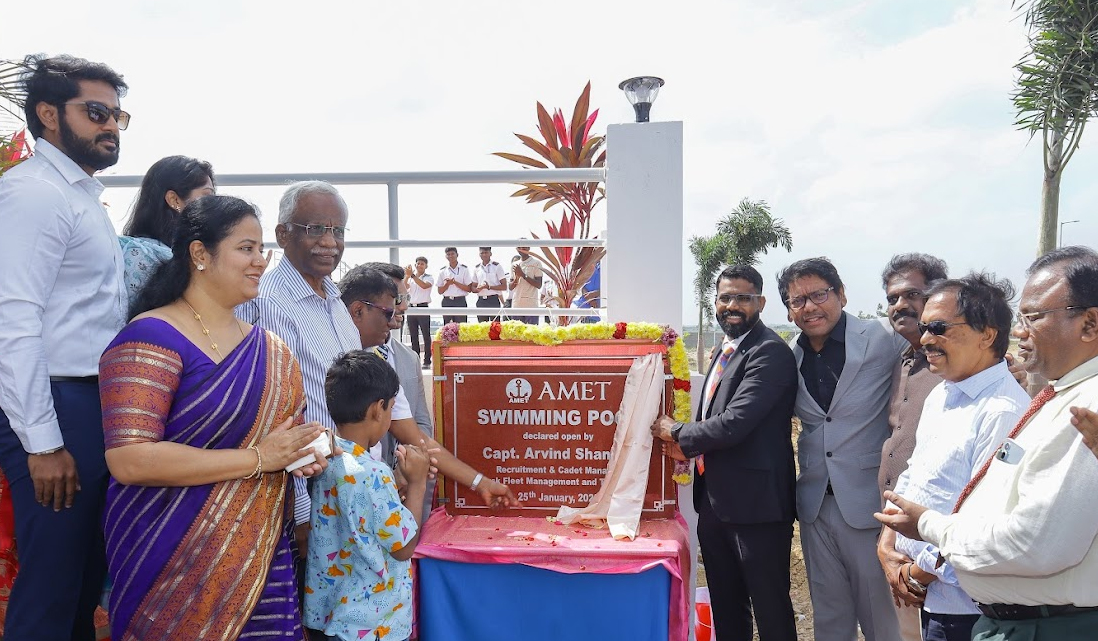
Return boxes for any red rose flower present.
[489,321,502,340]
[613,322,628,339]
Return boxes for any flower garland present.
[436,320,694,484]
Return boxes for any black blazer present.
[678,320,798,524]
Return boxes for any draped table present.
[413,509,691,641]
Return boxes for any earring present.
[196,264,206,272]
[174,207,183,213]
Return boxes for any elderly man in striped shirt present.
[880,273,1029,641]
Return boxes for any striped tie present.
[697,341,736,475]
[375,344,390,362]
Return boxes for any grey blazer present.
[791,313,906,529]
[381,338,435,466]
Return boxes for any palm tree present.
[690,198,793,368]
[0,58,31,175]
[1012,0,1098,255]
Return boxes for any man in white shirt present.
[338,263,517,519]
[886,274,1029,641]
[0,55,129,641]
[879,246,1098,640]
[405,256,434,368]
[472,247,507,322]
[437,246,473,324]
[509,244,543,325]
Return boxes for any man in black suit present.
[652,264,799,641]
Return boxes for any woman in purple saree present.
[99,196,327,641]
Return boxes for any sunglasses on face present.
[917,320,967,336]
[287,222,347,239]
[359,300,395,323]
[393,294,407,306]
[64,101,130,130]
[716,293,761,305]
[886,290,927,306]
[787,286,835,310]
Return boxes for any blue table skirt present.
[417,558,672,641]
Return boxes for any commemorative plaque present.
[434,340,676,517]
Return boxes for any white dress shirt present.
[408,271,434,305]
[0,139,126,453]
[473,261,506,298]
[893,360,1028,614]
[437,264,472,297]
[919,354,1098,607]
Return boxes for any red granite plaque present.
[435,340,676,517]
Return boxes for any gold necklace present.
[182,298,245,361]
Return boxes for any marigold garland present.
[437,320,694,484]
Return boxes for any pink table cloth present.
[414,508,691,641]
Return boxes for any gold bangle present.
[244,445,263,479]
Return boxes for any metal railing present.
[101,168,608,319]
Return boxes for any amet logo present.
[505,378,532,404]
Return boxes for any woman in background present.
[101,195,325,640]
[119,155,215,303]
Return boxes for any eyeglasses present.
[1014,306,1087,329]
[287,222,347,239]
[64,101,130,130]
[786,287,835,310]
[716,293,761,305]
[886,290,928,306]
[917,320,967,336]
[359,300,395,322]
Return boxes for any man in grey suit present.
[350,262,437,521]
[778,257,907,641]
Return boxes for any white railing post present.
[604,122,684,327]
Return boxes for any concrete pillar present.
[604,121,684,328]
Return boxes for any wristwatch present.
[669,422,684,443]
[904,563,928,594]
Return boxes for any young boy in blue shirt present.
[305,350,429,641]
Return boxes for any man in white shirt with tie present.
[879,246,1098,640]
[0,54,129,641]
[885,273,1028,641]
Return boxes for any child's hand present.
[395,443,429,486]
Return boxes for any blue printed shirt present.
[305,437,418,641]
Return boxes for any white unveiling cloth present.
[555,353,663,540]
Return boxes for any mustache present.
[719,311,747,321]
[892,309,918,322]
[95,133,119,146]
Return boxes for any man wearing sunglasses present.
[339,264,518,521]
[777,257,908,641]
[879,246,1098,640]
[0,54,128,641]
[880,274,1028,641]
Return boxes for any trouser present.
[0,381,108,641]
[441,295,467,324]
[696,488,797,641]
[922,611,979,641]
[895,599,923,641]
[475,294,502,322]
[972,608,1098,640]
[801,494,901,641]
[408,303,432,364]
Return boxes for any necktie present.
[697,341,736,475]
[375,344,390,362]
[933,384,1056,569]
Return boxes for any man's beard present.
[59,113,119,171]
[718,309,760,339]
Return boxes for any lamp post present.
[618,76,664,123]
[1059,219,1079,247]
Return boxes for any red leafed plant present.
[494,82,606,322]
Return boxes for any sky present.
[5,0,1096,328]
